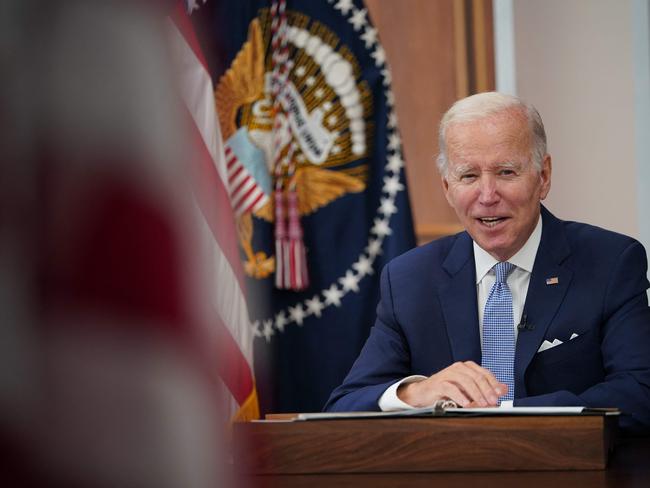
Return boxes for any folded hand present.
[397,361,507,408]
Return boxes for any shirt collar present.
[473,214,543,284]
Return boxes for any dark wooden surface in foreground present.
[240,435,650,488]
[234,414,619,477]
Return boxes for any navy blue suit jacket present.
[325,207,650,433]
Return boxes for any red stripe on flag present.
[239,187,262,210]
[231,174,253,198]
[227,154,237,169]
[235,188,261,215]
[228,165,244,185]
[242,191,265,215]
[232,183,257,210]
[214,312,254,405]
[185,109,245,291]
[170,1,210,73]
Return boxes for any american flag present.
[168,1,259,421]
[224,144,269,216]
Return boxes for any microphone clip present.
[517,313,534,331]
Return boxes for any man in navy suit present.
[325,92,650,433]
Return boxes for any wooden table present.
[234,415,650,487]
[238,436,650,488]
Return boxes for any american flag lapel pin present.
[546,277,559,285]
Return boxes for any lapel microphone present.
[517,312,534,331]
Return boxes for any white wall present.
[495,0,650,255]
[632,0,650,258]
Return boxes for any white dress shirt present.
[378,216,543,411]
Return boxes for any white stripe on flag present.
[167,19,228,186]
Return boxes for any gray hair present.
[436,91,547,176]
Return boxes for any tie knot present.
[494,261,514,284]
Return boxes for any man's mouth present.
[477,217,507,228]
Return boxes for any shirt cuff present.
[378,375,428,411]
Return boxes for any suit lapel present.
[439,232,482,364]
[514,207,572,397]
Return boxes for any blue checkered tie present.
[481,261,515,402]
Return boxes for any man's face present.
[442,109,551,261]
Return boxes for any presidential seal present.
[215,5,372,290]
[213,0,408,342]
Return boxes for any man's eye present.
[460,174,477,181]
[499,169,516,176]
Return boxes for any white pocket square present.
[537,333,580,353]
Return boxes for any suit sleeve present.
[323,263,413,412]
[516,241,650,434]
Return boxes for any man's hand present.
[397,361,508,407]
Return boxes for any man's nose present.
[477,175,499,205]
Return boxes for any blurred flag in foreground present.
[0,1,239,486]
[188,0,416,413]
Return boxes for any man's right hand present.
[396,361,508,407]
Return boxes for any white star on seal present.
[327,114,338,126]
[371,45,386,67]
[323,284,344,307]
[385,89,395,107]
[295,65,307,78]
[383,175,405,196]
[289,304,306,326]
[366,238,383,258]
[371,217,392,237]
[360,26,378,48]
[314,87,325,98]
[275,311,288,333]
[386,153,404,173]
[387,132,401,150]
[339,270,361,292]
[379,197,398,216]
[305,76,316,87]
[353,255,374,276]
[305,296,325,318]
[262,319,274,342]
[251,320,262,338]
[387,111,398,128]
[334,0,354,15]
[381,67,392,86]
[349,8,368,31]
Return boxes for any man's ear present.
[441,174,452,206]
[539,154,552,200]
